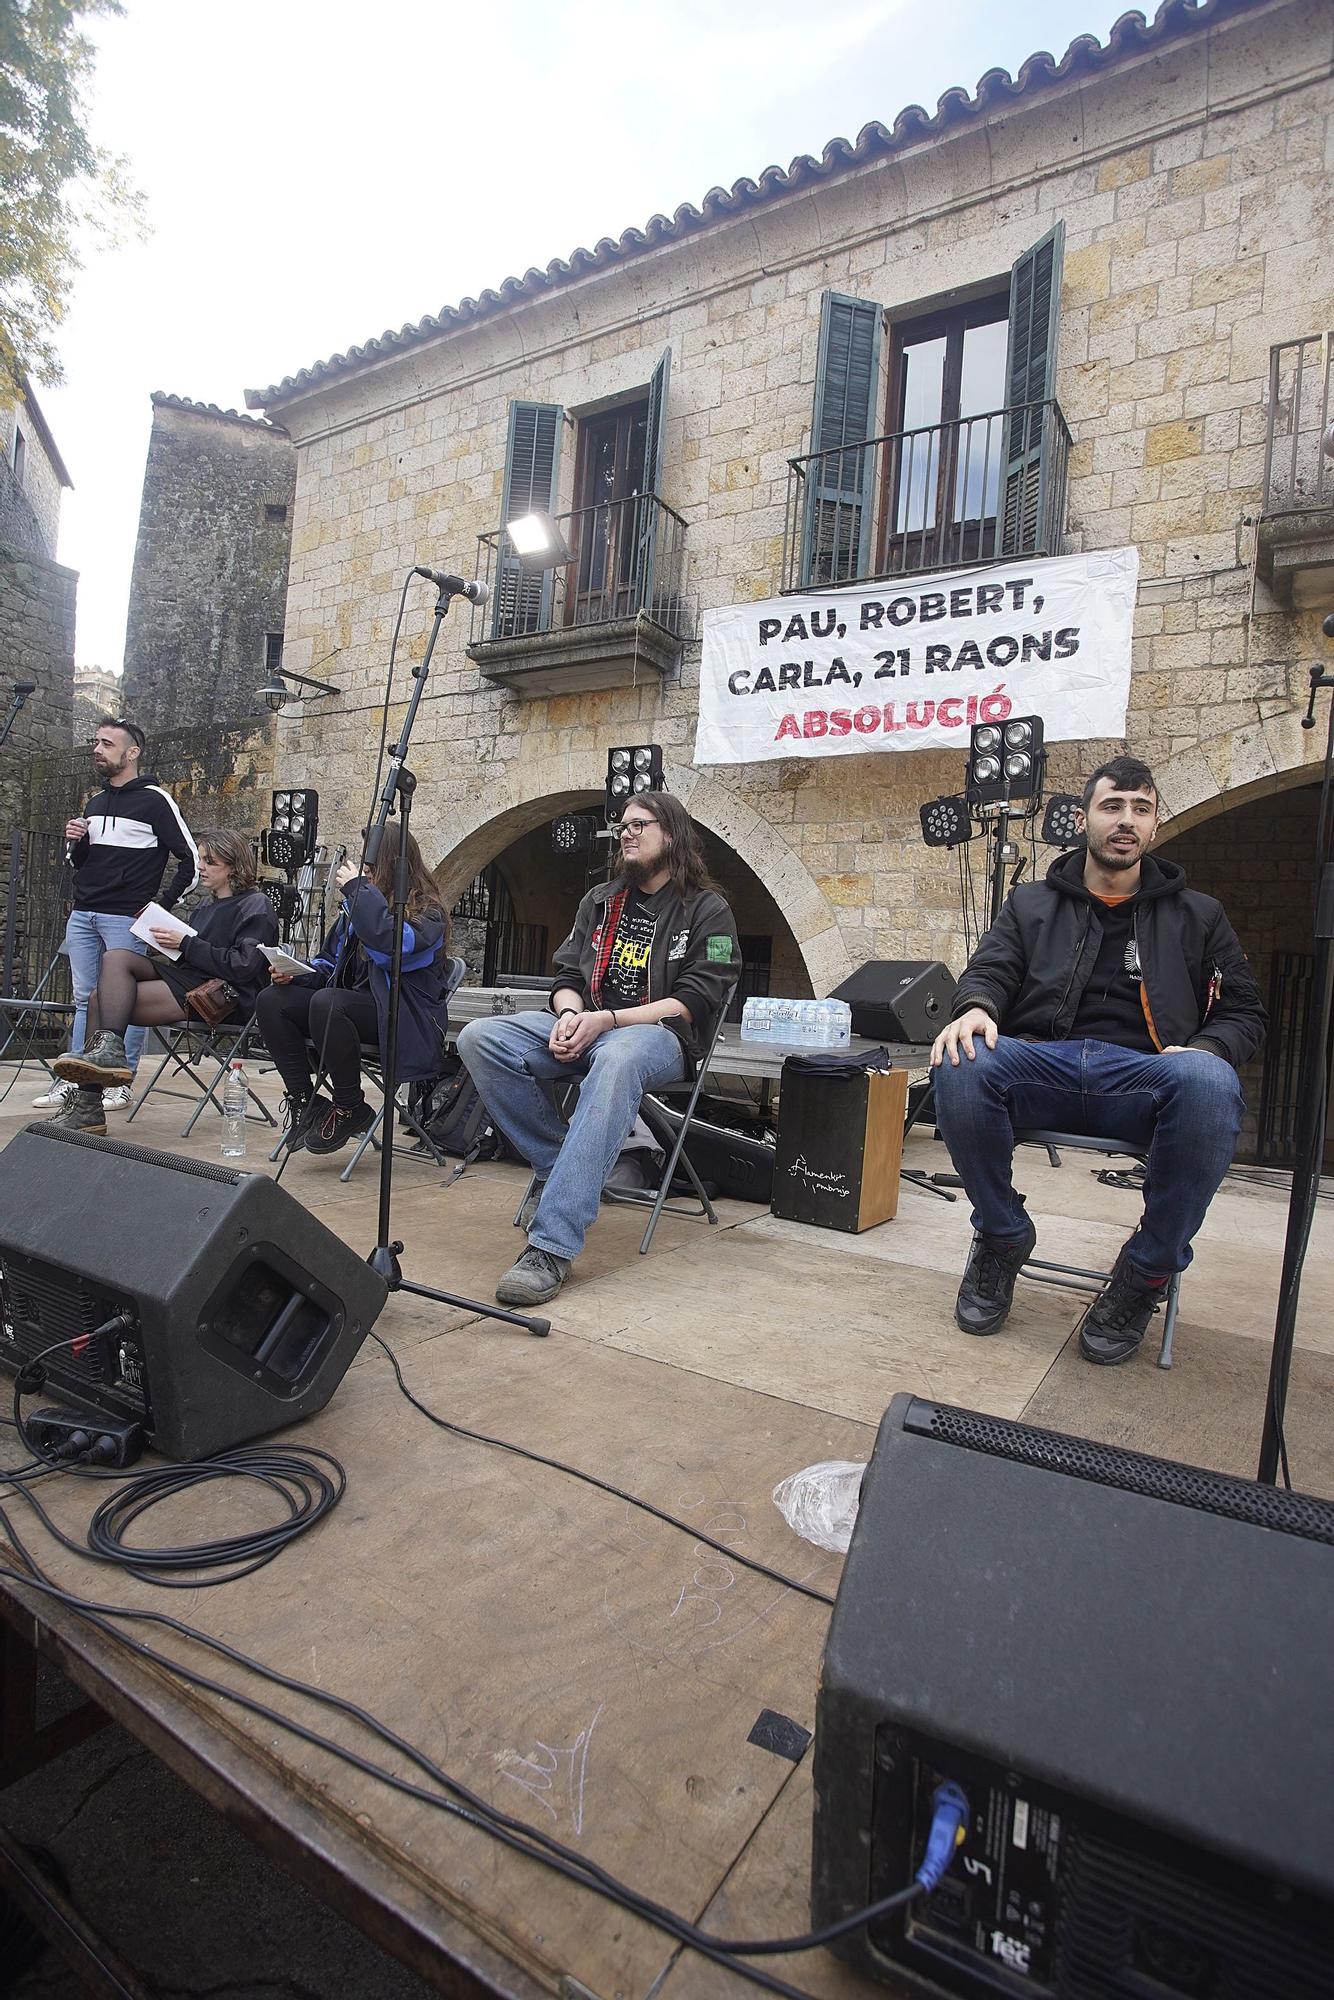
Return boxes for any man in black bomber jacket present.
[930,754,1266,1365]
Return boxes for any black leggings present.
[254,984,379,1107]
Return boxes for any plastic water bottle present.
[222,1060,247,1158]
[741,996,772,1042]
[829,1000,852,1048]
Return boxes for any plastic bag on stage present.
[772,1460,867,1554]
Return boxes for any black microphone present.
[11,682,36,696]
[65,793,93,865]
[413,567,488,604]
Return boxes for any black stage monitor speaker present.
[831,962,956,1044]
[0,1124,387,1461]
[812,1394,1334,1997]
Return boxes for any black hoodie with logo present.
[950,849,1266,1069]
[68,773,200,915]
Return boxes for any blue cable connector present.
[916,1780,970,1892]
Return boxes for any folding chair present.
[514,981,739,1256]
[1009,1128,1183,1368]
[271,955,468,1184]
[126,1012,276,1140]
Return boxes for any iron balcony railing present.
[1264,332,1334,515]
[781,398,1071,592]
[472,492,690,645]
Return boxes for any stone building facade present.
[122,395,296,734]
[0,382,75,846]
[249,0,1334,1156]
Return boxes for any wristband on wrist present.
[557,1007,579,1021]
[607,1008,618,1029]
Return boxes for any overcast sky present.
[42,0,1133,673]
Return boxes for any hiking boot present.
[954,1216,1038,1336]
[45,1086,107,1137]
[1079,1249,1169,1365]
[54,1030,132,1090]
[304,1098,376,1156]
[31,1079,76,1111]
[496,1246,569,1307]
[280,1093,321,1153]
[517,1179,546,1231]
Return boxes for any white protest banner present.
[694,547,1139,766]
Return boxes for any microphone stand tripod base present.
[368,1240,551,1337]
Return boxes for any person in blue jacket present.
[254,831,450,1154]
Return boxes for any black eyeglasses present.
[619,816,658,835]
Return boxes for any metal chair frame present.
[1012,1127,1182,1368]
[126,1014,276,1139]
[512,983,738,1256]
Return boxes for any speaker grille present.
[906,1400,1334,1545]
[22,1121,244,1184]
[0,1252,117,1382]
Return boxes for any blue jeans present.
[64,909,148,1074]
[931,1037,1244,1274]
[457,1010,686,1262]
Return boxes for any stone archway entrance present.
[1157,775,1324,1165]
[438,790,809,1011]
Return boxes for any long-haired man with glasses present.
[35,716,199,1113]
[458,793,738,1307]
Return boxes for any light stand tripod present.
[363,581,549,1338]
[1258,611,1334,1484]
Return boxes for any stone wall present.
[22,721,276,843]
[0,542,76,839]
[0,399,64,560]
[261,0,1334,1002]
[122,397,295,735]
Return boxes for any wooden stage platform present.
[2,1055,1332,1996]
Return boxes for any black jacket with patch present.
[951,849,1266,1069]
[550,878,739,1076]
[68,773,199,914]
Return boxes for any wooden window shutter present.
[799,292,883,588]
[632,347,672,616]
[494,400,564,638]
[998,224,1064,558]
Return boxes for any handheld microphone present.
[64,794,93,866]
[413,567,489,605]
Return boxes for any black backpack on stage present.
[405,1053,512,1164]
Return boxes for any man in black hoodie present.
[49,717,198,1105]
[930,755,1266,1364]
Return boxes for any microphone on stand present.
[413,567,489,604]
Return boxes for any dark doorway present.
[569,398,650,625]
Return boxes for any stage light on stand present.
[269,789,318,869]
[604,743,663,821]
[552,814,597,857]
[919,795,974,848]
[1041,793,1084,848]
[967,715,1045,805]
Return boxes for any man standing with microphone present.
[34,715,199,1112]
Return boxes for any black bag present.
[405,1053,511,1163]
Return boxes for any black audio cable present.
[367,1328,838,1607]
[0,1496,965,1998]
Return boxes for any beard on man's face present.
[621,848,667,888]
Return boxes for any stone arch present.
[1149,705,1328,844]
[424,749,853,993]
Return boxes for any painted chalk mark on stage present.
[498,1704,604,1834]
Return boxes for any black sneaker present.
[53,1030,132,1090]
[280,1093,322,1153]
[304,1098,376,1156]
[1079,1250,1168,1365]
[954,1216,1038,1336]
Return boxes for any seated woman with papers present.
[46,828,278,1135]
[253,833,450,1157]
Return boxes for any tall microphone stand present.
[0,684,34,750]
[363,580,549,1338]
[1258,612,1334,1482]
